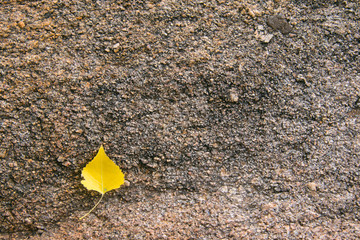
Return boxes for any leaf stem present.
[79,194,104,220]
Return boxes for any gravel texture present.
[1,0,360,239]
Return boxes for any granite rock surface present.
[0,0,359,239]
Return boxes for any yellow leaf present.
[80,145,124,219]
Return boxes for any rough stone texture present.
[0,0,359,239]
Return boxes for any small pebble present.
[18,21,25,28]
[260,34,274,43]
[0,149,7,158]
[229,89,239,102]
[306,182,317,191]
[124,180,130,187]
[267,15,293,34]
